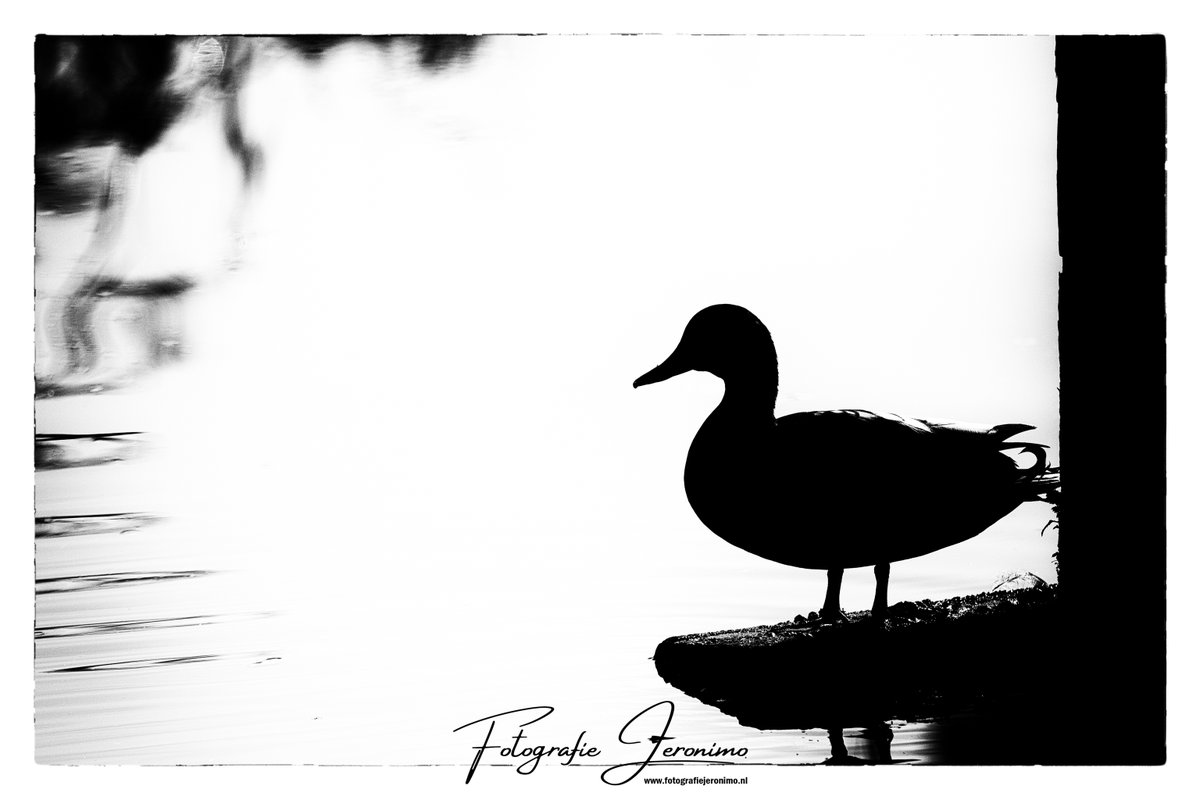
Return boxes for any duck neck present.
[717,372,779,422]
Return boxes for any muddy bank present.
[654,586,1061,734]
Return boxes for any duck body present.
[635,304,1054,617]
[684,405,1042,571]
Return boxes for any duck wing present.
[920,418,1054,496]
[778,410,1049,485]
[768,409,1053,567]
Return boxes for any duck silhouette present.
[633,304,1056,621]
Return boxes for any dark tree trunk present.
[1056,34,1166,765]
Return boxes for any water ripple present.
[35,611,274,639]
[43,651,279,674]
[35,512,159,539]
[36,570,211,594]
[35,432,145,470]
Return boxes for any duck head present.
[633,305,779,398]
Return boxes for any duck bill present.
[633,350,690,388]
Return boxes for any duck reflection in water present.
[824,723,901,766]
[634,305,1057,621]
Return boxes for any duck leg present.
[820,569,848,621]
[871,563,891,619]
[824,728,858,765]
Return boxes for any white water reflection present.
[34,35,1059,768]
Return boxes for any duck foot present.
[823,753,866,766]
[825,728,866,765]
[819,605,849,624]
[862,722,894,743]
[795,608,849,626]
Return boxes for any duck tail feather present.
[1027,466,1061,503]
[997,441,1060,501]
[997,441,1047,474]
[990,423,1036,440]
